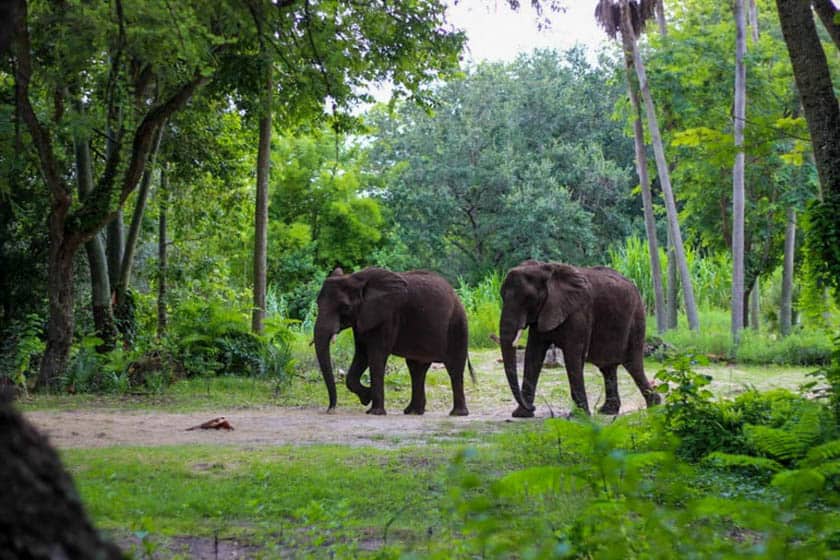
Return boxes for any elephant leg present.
[366,349,388,415]
[404,359,430,415]
[597,365,620,415]
[345,345,371,406]
[443,357,469,417]
[623,353,661,408]
[563,344,590,415]
[514,335,551,418]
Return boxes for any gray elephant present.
[314,267,471,416]
[499,261,660,417]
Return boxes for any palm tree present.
[595,0,699,331]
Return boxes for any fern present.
[802,439,840,467]
[702,452,784,474]
[745,407,824,463]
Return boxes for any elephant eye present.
[339,302,351,313]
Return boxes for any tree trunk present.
[731,0,747,344]
[666,236,679,329]
[776,0,840,297]
[252,64,272,334]
[780,207,796,336]
[812,0,840,51]
[749,275,760,331]
[655,0,667,36]
[39,239,77,389]
[157,165,168,339]
[0,395,124,558]
[73,122,116,351]
[621,26,666,333]
[621,0,699,331]
[748,0,759,42]
[117,124,164,307]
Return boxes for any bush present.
[736,327,833,365]
[457,272,503,349]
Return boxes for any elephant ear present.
[356,268,408,333]
[537,264,590,332]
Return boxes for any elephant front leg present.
[563,344,590,415]
[404,359,430,415]
[597,365,620,415]
[366,349,388,415]
[345,345,371,406]
[514,335,551,418]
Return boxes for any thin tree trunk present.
[666,229,679,329]
[621,26,665,333]
[252,64,272,334]
[655,0,667,37]
[749,275,760,331]
[117,124,164,307]
[731,0,747,344]
[621,0,699,331]
[812,0,840,51]
[780,207,795,336]
[157,165,168,339]
[748,0,759,42]
[73,120,116,351]
[105,115,123,291]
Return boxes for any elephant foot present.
[598,400,621,415]
[403,404,425,415]
[512,405,535,418]
[366,406,387,415]
[644,391,662,407]
[354,387,372,406]
[449,407,469,417]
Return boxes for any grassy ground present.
[19,348,818,558]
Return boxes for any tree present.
[598,0,667,332]
[368,51,635,280]
[775,0,840,300]
[596,0,700,330]
[12,0,215,386]
[731,0,747,342]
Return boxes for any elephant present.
[314,267,471,416]
[499,261,661,417]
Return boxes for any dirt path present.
[23,404,576,450]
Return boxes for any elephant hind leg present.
[404,359,431,415]
[597,364,620,415]
[623,354,661,408]
[443,357,469,416]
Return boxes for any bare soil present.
[22,352,806,450]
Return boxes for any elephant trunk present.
[500,321,533,413]
[314,317,338,412]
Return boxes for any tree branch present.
[813,0,840,51]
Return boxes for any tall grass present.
[609,236,731,310]
[456,272,503,349]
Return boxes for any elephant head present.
[499,262,590,413]
[313,267,408,411]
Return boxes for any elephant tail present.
[467,357,477,384]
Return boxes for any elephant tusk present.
[512,329,523,347]
[331,333,337,344]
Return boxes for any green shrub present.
[457,273,503,349]
[0,313,45,391]
[737,327,833,365]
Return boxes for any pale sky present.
[446,1,607,63]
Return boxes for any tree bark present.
[621,22,666,333]
[655,0,667,37]
[812,0,840,51]
[666,228,679,329]
[0,394,123,558]
[748,0,759,42]
[621,0,700,331]
[749,275,760,331]
[117,124,165,308]
[776,0,840,297]
[74,125,117,351]
[157,165,168,339]
[731,0,747,344]
[780,207,796,336]
[252,64,272,334]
